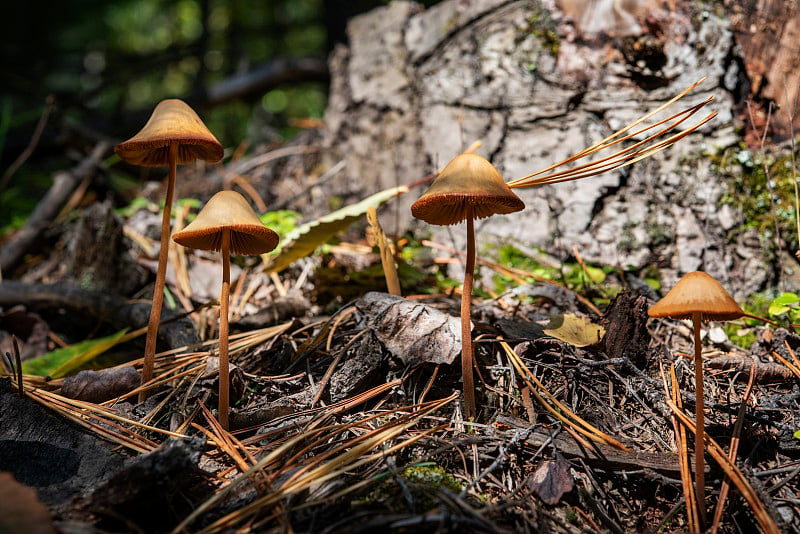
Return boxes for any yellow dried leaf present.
[543,313,605,347]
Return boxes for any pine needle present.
[507,79,715,189]
[173,393,456,533]
[666,399,781,534]
[660,362,698,532]
[501,340,629,451]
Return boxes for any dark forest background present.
[0,0,436,234]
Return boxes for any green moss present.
[361,462,465,511]
[715,143,800,250]
[524,5,560,57]
[645,220,675,247]
[401,463,462,492]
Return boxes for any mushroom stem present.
[219,228,231,430]
[139,143,178,402]
[461,206,476,420]
[692,311,707,527]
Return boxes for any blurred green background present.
[0,0,436,231]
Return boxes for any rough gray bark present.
[321,0,768,299]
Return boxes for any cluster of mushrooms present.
[115,100,279,430]
[119,96,742,525]
[412,153,745,528]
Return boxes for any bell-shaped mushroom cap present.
[411,153,525,225]
[115,99,224,167]
[172,191,279,255]
[648,271,744,321]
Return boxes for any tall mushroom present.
[115,100,223,402]
[648,270,744,526]
[411,153,525,419]
[172,190,279,430]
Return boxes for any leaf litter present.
[1,83,799,533]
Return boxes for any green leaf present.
[582,265,606,284]
[264,185,409,273]
[795,429,800,440]
[22,329,130,378]
[769,301,791,316]
[543,313,605,347]
[772,292,800,307]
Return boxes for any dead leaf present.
[61,366,141,403]
[0,472,55,534]
[527,452,574,505]
[543,313,605,347]
[356,292,461,366]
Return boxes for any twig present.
[205,57,329,107]
[459,422,536,499]
[0,95,55,205]
[0,142,110,274]
[367,206,401,296]
[502,341,630,451]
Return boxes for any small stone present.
[707,325,728,344]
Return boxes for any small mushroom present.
[115,99,223,402]
[411,153,524,419]
[648,270,744,526]
[172,190,278,430]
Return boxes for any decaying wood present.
[725,0,800,137]
[495,416,699,478]
[0,281,199,352]
[0,142,110,276]
[0,379,127,506]
[707,354,795,382]
[205,57,329,106]
[601,290,652,368]
[64,201,147,295]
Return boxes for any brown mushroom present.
[411,153,524,419]
[115,99,223,402]
[172,190,279,430]
[648,270,744,526]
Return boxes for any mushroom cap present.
[648,271,744,321]
[411,153,525,225]
[115,99,224,167]
[172,191,279,255]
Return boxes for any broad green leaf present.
[794,429,800,440]
[773,292,799,305]
[770,293,800,316]
[543,313,605,347]
[23,329,130,378]
[769,301,791,316]
[263,185,409,273]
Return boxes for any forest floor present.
[2,144,800,534]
